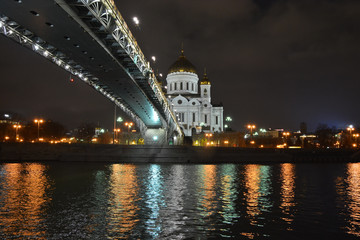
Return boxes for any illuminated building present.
[165,49,224,136]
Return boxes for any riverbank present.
[0,143,358,164]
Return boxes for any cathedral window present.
[178,100,182,105]
[216,116,219,125]
[192,112,196,122]
[192,83,194,91]
[178,112,185,122]
[175,83,177,90]
[186,82,189,90]
[170,84,172,91]
[180,82,183,90]
[205,114,208,124]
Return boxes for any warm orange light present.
[353,143,358,148]
[224,140,229,144]
[283,132,290,136]
[260,145,264,148]
[247,124,256,129]
[114,128,121,132]
[13,124,22,129]
[250,140,255,144]
[4,136,9,140]
[38,138,44,141]
[34,119,44,123]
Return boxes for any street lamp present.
[283,132,290,147]
[347,125,355,145]
[34,119,44,141]
[13,124,22,141]
[124,122,134,145]
[205,133,213,146]
[247,124,256,136]
[125,122,134,132]
[114,128,121,144]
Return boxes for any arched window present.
[186,82,189,90]
[180,82,183,90]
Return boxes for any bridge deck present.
[0,0,162,127]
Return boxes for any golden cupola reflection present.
[168,49,197,74]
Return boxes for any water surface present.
[0,162,359,239]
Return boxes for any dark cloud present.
[0,0,359,131]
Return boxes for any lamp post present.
[205,133,213,146]
[13,124,21,141]
[114,128,121,144]
[347,125,355,145]
[124,122,133,145]
[34,119,44,141]
[283,132,290,147]
[247,124,256,136]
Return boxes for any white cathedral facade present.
[165,50,224,137]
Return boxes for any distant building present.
[165,49,224,136]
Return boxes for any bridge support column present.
[144,128,167,145]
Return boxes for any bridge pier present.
[144,128,183,145]
[144,128,167,145]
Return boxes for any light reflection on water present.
[0,162,359,239]
[345,163,360,237]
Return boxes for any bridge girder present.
[0,0,184,143]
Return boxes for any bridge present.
[0,0,183,145]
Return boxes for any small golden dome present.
[200,68,211,85]
[168,50,197,74]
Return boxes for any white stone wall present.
[166,72,199,95]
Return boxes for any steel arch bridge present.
[0,0,183,144]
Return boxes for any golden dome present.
[200,68,211,85]
[168,50,197,74]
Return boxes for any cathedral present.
[165,49,224,137]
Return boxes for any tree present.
[75,123,96,143]
[315,124,335,148]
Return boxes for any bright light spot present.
[4,114,9,118]
[34,44,39,50]
[0,21,3,28]
[224,124,228,128]
[8,30,13,34]
[117,117,123,122]
[151,56,156,62]
[79,73,83,78]
[44,51,49,57]
[65,65,70,70]
[153,136,158,141]
[159,73,163,77]
[56,59,61,65]
[153,111,159,122]
[133,16,140,25]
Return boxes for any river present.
[0,162,359,239]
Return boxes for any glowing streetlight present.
[13,124,22,141]
[133,17,140,26]
[114,128,121,144]
[34,119,44,141]
[125,122,133,132]
[247,124,256,135]
[151,56,156,62]
[347,125,355,134]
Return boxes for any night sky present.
[1,0,359,131]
